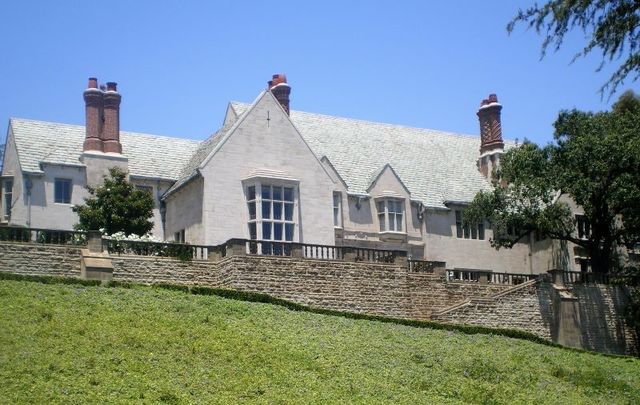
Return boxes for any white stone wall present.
[164,177,205,244]
[424,208,534,274]
[198,92,336,246]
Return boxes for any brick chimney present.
[268,74,291,115]
[102,82,122,154]
[83,77,104,152]
[477,94,504,154]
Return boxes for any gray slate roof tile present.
[9,118,199,180]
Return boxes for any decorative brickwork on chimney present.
[267,74,291,115]
[83,78,104,152]
[82,78,123,154]
[477,94,504,154]
[102,82,122,154]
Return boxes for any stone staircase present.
[431,278,540,319]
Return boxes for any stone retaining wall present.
[0,241,636,355]
[0,243,81,278]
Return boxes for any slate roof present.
[7,101,511,209]
[230,102,512,208]
[8,118,200,181]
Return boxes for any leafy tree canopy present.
[465,91,640,273]
[508,0,640,95]
[73,167,154,236]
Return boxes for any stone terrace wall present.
[571,284,637,355]
[0,243,82,278]
[432,281,554,340]
[110,255,219,286]
[217,256,510,320]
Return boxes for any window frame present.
[245,181,298,247]
[455,210,485,240]
[2,178,13,221]
[376,198,405,233]
[333,192,342,228]
[54,178,72,204]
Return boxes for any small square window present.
[54,178,72,204]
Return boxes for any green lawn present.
[1,280,639,404]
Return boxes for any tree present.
[465,91,640,273]
[73,167,154,236]
[508,0,640,95]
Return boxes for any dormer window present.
[377,199,404,232]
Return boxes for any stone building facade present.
[1,74,582,274]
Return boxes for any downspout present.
[25,175,32,227]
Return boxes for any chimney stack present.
[102,82,122,154]
[477,93,504,154]
[82,78,123,154]
[83,77,104,152]
[268,74,291,115]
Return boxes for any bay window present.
[246,182,297,254]
[377,199,404,232]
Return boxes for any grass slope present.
[0,280,639,404]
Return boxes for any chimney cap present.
[479,93,501,108]
[268,73,288,89]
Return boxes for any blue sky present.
[1,1,637,146]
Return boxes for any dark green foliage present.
[73,167,154,236]
[508,0,640,95]
[466,92,640,273]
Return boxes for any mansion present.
[1,75,580,274]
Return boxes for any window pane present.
[283,187,293,202]
[262,201,271,219]
[396,213,403,232]
[273,186,282,201]
[377,201,385,213]
[456,223,463,238]
[471,225,478,239]
[5,180,13,193]
[248,202,256,220]
[248,186,256,201]
[379,213,386,232]
[273,202,282,220]
[464,225,470,239]
[249,223,257,240]
[274,223,283,240]
[284,203,293,221]
[262,185,271,200]
[478,223,485,240]
[334,208,339,227]
[285,223,294,241]
[262,222,272,240]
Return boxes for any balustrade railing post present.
[291,243,303,258]
[393,250,408,266]
[87,230,103,253]
[478,271,489,284]
[226,238,247,257]
[342,246,357,262]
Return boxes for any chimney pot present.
[106,82,118,92]
[87,77,98,89]
[267,73,291,115]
